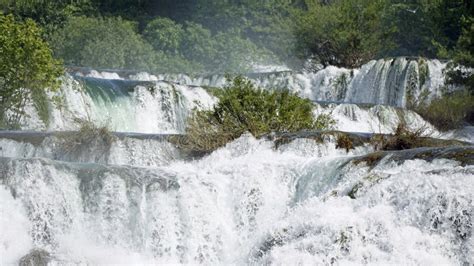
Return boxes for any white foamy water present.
[0,186,33,265]
[0,135,472,265]
[19,74,216,133]
[17,57,454,137]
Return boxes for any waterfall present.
[139,57,447,106]
[1,134,472,264]
[19,75,216,133]
[16,57,450,136]
[1,57,472,265]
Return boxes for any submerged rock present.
[352,146,474,168]
[19,249,50,266]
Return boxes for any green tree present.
[446,16,474,92]
[49,16,158,70]
[0,0,95,37]
[0,14,63,128]
[294,0,388,68]
[210,29,277,73]
[180,22,214,68]
[143,17,184,54]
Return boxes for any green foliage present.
[294,0,388,68]
[416,90,474,131]
[210,29,276,73]
[445,17,474,92]
[0,0,95,37]
[3,0,473,73]
[47,14,276,73]
[185,76,335,151]
[0,14,63,128]
[180,22,215,66]
[381,0,441,57]
[49,16,157,71]
[31,89,50,125]
[190,0,297,64]
[144,17,183,54]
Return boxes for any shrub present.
[336,133,354,152]
[185,76,335,152]
[415,90,474,131]
[375,122,429,151]
[60,118,116,156]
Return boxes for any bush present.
[336,133,354,152]
[185,76,335,151]
[416,90,474,131]
[60,118,116,155]
[381,122,428,150]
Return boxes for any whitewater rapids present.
[1,57,473,265]
[1,134,473,265]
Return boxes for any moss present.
[335,230,351,250]
[171,85,181,104]
[19,249,51,266]
[272,131,367,150]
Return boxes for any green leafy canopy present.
[0,14,63,128]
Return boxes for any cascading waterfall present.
[1,57,473,265]
[0,133,472,264]
[19,57,450,136]
[149,57,447,106]
[20,74,215,133]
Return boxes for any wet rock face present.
[19,249,51,266]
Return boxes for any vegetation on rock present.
[185,76,335,152]
[415,90,474,131]
[336,133,355,153]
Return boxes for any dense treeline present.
[0,0,473,79]
[1,0,472,130]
